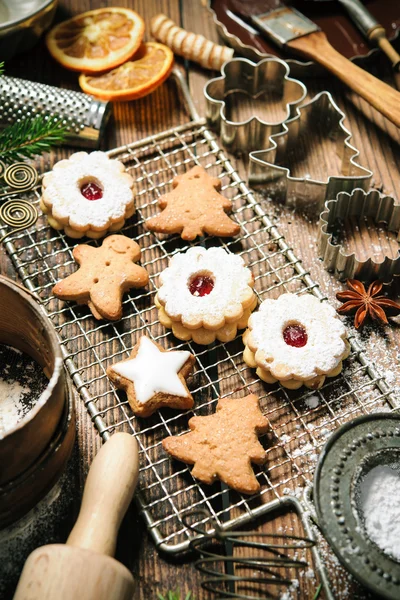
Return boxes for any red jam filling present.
[81,182,103,201]
[189,274,214,297]
[283,324,308,348]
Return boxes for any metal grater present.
[0,75,111,148]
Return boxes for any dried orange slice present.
[79,42,174,102]
[46,8,145,74]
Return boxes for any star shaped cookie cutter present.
[248,91,373,215]
[318,188,400,283]
[204,56,307,154]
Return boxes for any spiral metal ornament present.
[0,199,38,243]
[3,163,38,191]
[0,161,6,179]
[184,509,315,599]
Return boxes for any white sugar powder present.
[0,378,31,435]
[305,395,319,409]
[359,464,400,561]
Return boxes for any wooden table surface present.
[2,1,400,599]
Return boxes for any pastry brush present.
[229,0,400,128]
[337,0,400,69]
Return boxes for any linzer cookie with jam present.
[40,151,135,239]
[155,246,257,345]
[243,293,350,390]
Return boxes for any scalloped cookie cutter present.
[318,188,400,283]
[248,91,373,215]
[204,56,307,154]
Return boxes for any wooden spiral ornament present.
[0,199,38,243]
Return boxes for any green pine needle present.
[0,62,4,75]
[157,590,193,600]
[0,115,66,164]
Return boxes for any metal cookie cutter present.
[204,57,307,154]
[249,91,373,215]
[318,188,400,282]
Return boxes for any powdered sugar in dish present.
[0,344,48,437]
[359,464,400,561]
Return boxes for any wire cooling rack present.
[2,70,399,556]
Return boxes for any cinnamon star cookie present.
[107,336,195,417]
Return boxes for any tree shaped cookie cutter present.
[248,91,373,215]
[318,188,400,282]
[204,56,307,154]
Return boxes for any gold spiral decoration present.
[4,163,38,191]
[0,199,38,243]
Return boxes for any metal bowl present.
[0,0,57,60]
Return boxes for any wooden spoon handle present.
[288,31,400,128]
[67,433,139,557]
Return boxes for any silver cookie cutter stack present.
[204,58,372,215]
[204,57,307,154]
[248,91,373,214]
[319,188,400,283]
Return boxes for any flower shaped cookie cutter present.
[249,91,373,215]
[204,56,307,154]
[318,188,400,283]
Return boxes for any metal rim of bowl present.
[0,0,57,31]
[314,413,400,600]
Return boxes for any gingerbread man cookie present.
[243,293,350,390]
[40,151,135,239]
[145,165,240,240]
[53,235,149,320]
[155,246,257,345]
[107,336,195,417]
[163,394,269,495]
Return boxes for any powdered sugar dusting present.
[359,464,400,561]
[0,379,31,435]
[0,345,48,437]
[247,294,348,380]
[158,246,254,328]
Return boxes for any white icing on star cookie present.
[244,293,350,389]
[41,151,135,237]
[111,336,192,404]
[157,246,255,330]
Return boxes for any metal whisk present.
[184,507,316,599]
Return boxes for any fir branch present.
[0,62,4,75]
[0,115,66,163]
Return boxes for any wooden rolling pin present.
[13,432,139,600]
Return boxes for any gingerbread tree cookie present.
[107,336,195,418]
[145,165,240,241]
[163,394,269,494]
[53,235,149,321]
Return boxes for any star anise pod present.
[336,279,400,329]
